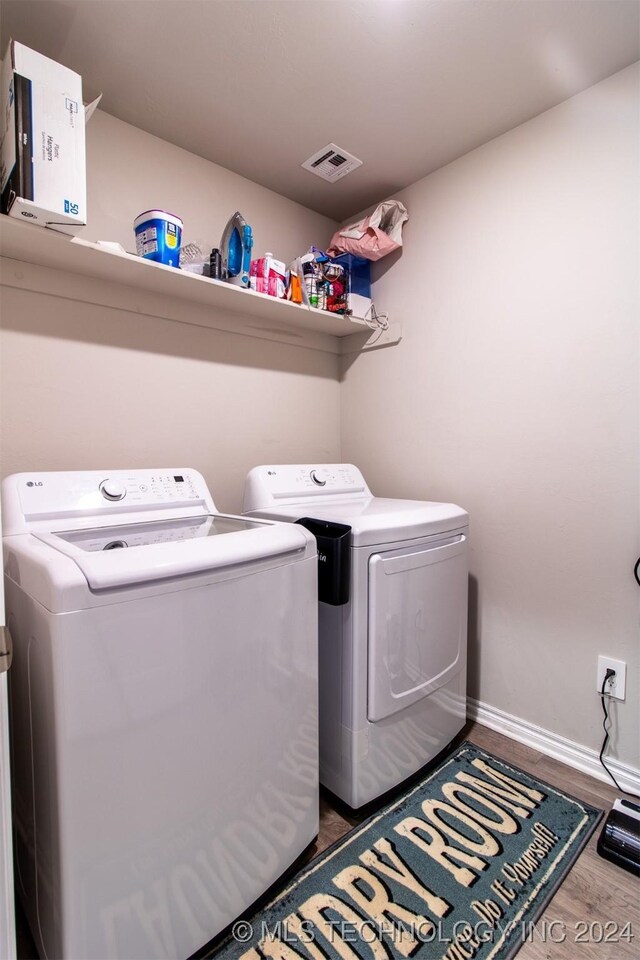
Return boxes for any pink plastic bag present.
[327,200,409,261]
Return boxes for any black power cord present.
[599,670,639,798]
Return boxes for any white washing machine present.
[2,469,318,960]
[244,463,468,809]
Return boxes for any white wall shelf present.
[0,216,401,355]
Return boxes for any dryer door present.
[367,534,467,722]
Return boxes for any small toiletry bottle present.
[209,248,222,280]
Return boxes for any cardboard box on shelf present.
[0,39,87,234]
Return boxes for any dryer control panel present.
[244,464,371,511]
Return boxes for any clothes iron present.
[220,211,253,287]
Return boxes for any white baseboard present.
[467,697,640,796]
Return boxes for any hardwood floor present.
[13,722,638,958]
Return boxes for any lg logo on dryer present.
[26,481,43,487]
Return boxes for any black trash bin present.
[295,517,351,606]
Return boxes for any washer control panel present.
[245,464,370,507]
[94,473,201,505]
[13,469,210,528]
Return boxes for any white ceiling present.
[1,0,639,221]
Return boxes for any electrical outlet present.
[596,656,626,701]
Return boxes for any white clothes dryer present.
[2,469,318,960]
[244,464,468,809]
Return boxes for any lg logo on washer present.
[26,481,43,487]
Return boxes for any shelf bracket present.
[340,320,402,355]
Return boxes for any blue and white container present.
[134,209,183,267]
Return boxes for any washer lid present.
[34,513,312,589]
[250,498,468,547]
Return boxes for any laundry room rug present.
[210,742,602,960]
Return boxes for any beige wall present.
[82,110,335,263]
[1,110,340,513]
[341,64,640,768]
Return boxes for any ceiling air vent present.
[301,143,363,183]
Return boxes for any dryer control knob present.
[310,469,330,487]
[100,479,127,501]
